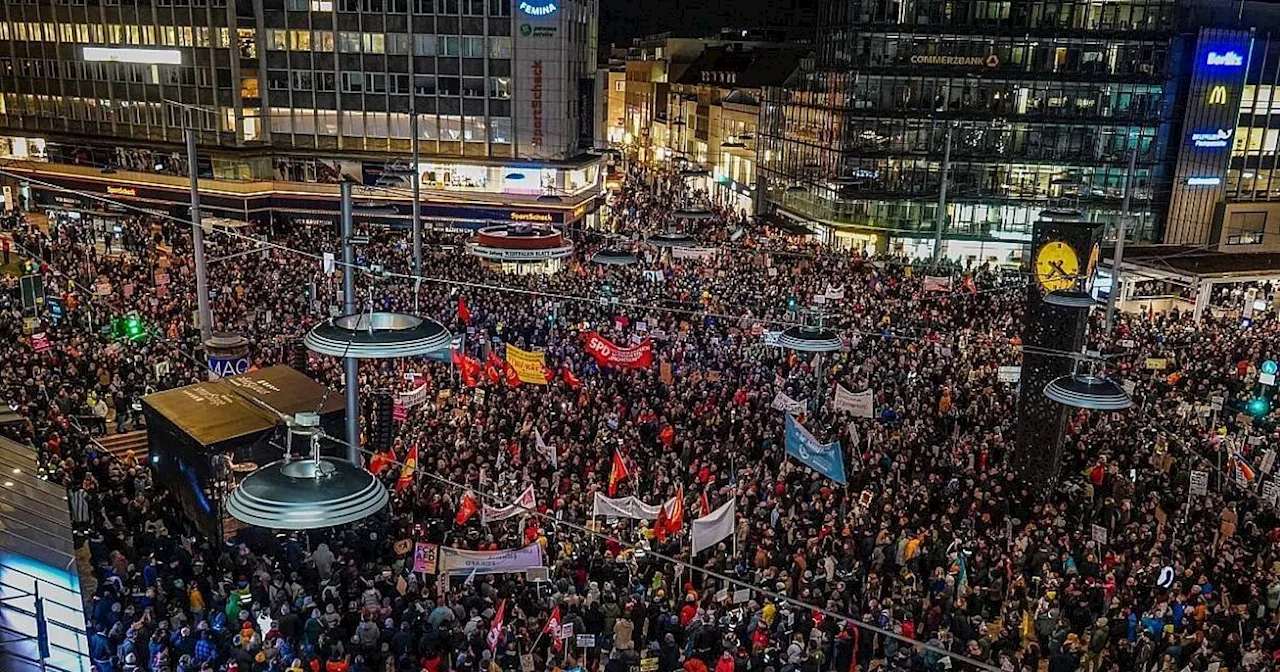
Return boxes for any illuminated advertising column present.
[1166,28,1253,245]
[513,0,571,160]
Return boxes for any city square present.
[0,1,1278,672]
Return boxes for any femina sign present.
[518,0,557,15]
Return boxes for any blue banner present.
[784,415,847,485]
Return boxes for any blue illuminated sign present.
[1186,176,1222,186]
[518,0,557,15]
[1191,129,1232,148]
[1206,51,1244,67]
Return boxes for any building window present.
[463,0,484,14]
[489,76,510,99]
[461,36,485,58]
[366,73,387,93]
[285,0,307,10]
[438,36,459,57]
[414,74,437,95]
[338,31,361,53]
[311,0,334,9]
[386,33,409,54]
[1226,212,1266,245]
[414,34,436,56]
[313,30,334,51]
[362,33,385,53]
[461,76,485,97]
[415,0,433,12]
[490,116,510,143]
[437,76,460,96]
[292,71,313,90]
[341,71,364,92]
[290,30,312,50]
[488,36,510,59]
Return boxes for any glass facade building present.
[759,0,1185,259]
[0,0,601,226]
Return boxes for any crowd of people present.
[0,163,1278,672]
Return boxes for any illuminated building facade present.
[759,0,1184,261]
[0,0,602,227]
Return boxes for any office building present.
[759,0,1183,261]
[0,0,602,228]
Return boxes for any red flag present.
[608,449,629,497]
[458,295,472,325]
[653,503,669,542]
[699,489,711,517]
[562,366,582,389]
[504,360,522,387]
[394,444,418,493]
[461,366,480,388]
[543,605,563,652]
[485,351,503,385]
[455,491,479,525]
[666,485,684,534]
[369,448,395,476]
[487,599,506,651]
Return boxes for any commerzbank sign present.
[911,54,999,68]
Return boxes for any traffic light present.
[786,294,799,311]
[112,315,147,343]
[1246,397,1271,417]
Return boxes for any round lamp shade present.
[1043,290,1099,309]
[1044,374,1132,411]
[590,248,639,265]
[305,312,452,359]
[777,325,843,352]
[647,232,699,248]
[673,208,714,220]
[226,458,389,530]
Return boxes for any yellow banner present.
[505,344,549,384]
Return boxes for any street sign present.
[347,235,371,246]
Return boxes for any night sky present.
[598,0,813,47]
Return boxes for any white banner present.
[671,246,716,260]
[762,330,782,346]
[691,499,736,555]
[438,542,544,576]
[481,484,537,524]
[833,384,874,418]
[997,366,1022,384]
[824,285,845,300]
[591,492,679,521]
[399,382,429,408]
[770,391,806,415]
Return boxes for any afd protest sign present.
[582,332,654,369]
[785,414,847,484]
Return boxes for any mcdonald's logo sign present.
[1208,85,1228,105]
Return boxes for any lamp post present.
[340,181,359,461]
[186,124,214,345]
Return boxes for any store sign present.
[1191,129,1232,148]
[910,54,999,68]
[510,211,554,223]
[517,0,557,15]
[1205,50,1244,66]
[530,60,544,147]
[1208,85,1228,105]
[208,355,250,378]
[1186,176,1222,186]
[107,186,137,197]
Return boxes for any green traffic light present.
[1247,397,1270,417]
